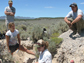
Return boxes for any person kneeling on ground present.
[35,39,52,63]
[64,3,84,34]
[5,22,35,55]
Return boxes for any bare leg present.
[19,45,35,55]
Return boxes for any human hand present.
[6,12,11,15]
[67,21,71,25]
[67,21,71,27]
[10,12,14,16]
[70,23,73,28]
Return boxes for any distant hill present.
[0,16,35,19]
[0,16,5,19]
[15,16,35,19]
[0,16,64,20]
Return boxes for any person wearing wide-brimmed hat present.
[64,3,84,34]
[4,0,16,30]
[35,39,52,63]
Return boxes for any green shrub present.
[0,43,14,63]
[20,30,28,40]
[56,22,69,33]
[35,46,40,60]
[51,33,60,38]
[48,40,57,57]
[16,24,27,31]
[44,32,62,57]
[47,37,62,57]
[50,37,63,45]
[31,25,43,42]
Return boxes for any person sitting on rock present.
[35,39,52,63]
[5,22,35,55]
[64,3,84,34]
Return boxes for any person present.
[70,60,74,63]
[5,22,35,55]
[4,0,15,30]
[35,39,52,63]
[64,3,84,34]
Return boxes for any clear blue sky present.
[0,0,84,18]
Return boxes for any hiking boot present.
[72,31,77,35]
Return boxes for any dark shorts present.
[9,43,19,53]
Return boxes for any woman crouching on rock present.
[35,39,52,63]
[5,22,35,55]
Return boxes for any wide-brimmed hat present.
[69,3,77,7]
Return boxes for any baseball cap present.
[35,39,43,48]
[69,3,77,7]
[37,39,43,44]
[8,0,13,3]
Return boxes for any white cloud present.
[80,2,84,4]
[44,6,54,8]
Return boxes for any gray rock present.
[53,29,84,63]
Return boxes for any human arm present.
[17,34,21,47]
[10,12,15,16]
[64,17,71,27]
[71,9,83,26]
[4,11,15,16]
[71,15,82,25]
[64,11,72,27]
[4,11,11,15]
[10,7,16,16]
[5,35,11,52]
[64,17,71,24]
[4,7,15,16]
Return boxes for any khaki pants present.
[67,18,84,32]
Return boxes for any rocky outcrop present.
[0,38,35,63]
[21,37,34,49]
[53,29,84,63]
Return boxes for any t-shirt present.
[66,9,84,20]
[38,49,52,63]
[5,6,15,23]
[6,29,19,46]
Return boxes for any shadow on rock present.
[27,58,36,63]
[69,30,84,39]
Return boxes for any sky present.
[0,0,84,18]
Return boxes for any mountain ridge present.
[0,16,35,19]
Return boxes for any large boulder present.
[21,37,34,49]
[53,29,84,63]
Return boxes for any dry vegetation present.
[0,18,69,63]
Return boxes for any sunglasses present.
[37,45,42,48]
